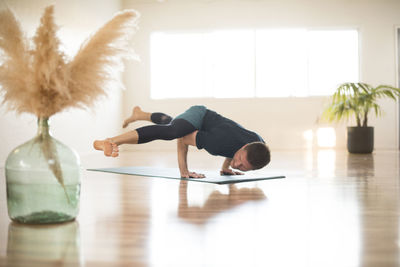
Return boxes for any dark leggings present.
[136,113,196,144]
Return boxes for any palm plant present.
[323,83,400,127]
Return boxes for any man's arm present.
[177,137,189,177]
[222,158,232,171]
[220,158,244,175]
[177,137,205,178]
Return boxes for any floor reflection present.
[317,149,336,177]
[6,221,82,266]
[148,181,269,266]
[178,181,267,224]
[303,149,340,178]
[346,153,375,178]
[345,152,400,267]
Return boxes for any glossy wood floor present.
[0,149,399,267]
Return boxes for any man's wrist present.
[180,168,189,176]
[222,158,232,170]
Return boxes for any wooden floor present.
[0,149,399,267]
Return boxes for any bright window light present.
[207,30,255,98]
[317,127,336,148]
[150,30,255,99]
[150,29,359,99]
[256,29,308,97]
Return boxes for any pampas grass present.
[0,7,33,114]
[0,5,139,117]
[0,5,139,192]
[36,126,70,203]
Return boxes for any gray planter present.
[347,126,374,153]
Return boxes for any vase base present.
[12,211,76,224]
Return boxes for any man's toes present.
[111,143,118,150]
[122,119,130,127]
[122,117,135,128]
[131,106,143,121]
[103,141,114,156]
[93,140,103,151]
[104,142,119,157]
[133,106,141,115]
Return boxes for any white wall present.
[1,0,399,167]
[121,0,400,152]
[0,0,124,166]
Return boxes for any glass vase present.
[5,117,81,224]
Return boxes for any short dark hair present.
[244,142,270,170]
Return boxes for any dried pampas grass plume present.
[0,7,33,114]
[0,5,140,118]
[32,5,70,117]
[68,9,140,111]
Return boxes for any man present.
[94,105,270,178]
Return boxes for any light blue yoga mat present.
[87,166,285,184]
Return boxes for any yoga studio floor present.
[0,149,399,267]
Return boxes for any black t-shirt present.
[195,110,264,158]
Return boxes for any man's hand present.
[178,137,204,179]
[220,168,244,176]
[221,158,243,175]
[181,171,206,179]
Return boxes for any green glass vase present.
[5,117,81,224]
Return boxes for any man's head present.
[230,142,270,171]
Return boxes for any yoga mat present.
[87,166,285,184]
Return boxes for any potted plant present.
[323,82,400,153]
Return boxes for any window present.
[150,29,359,99]
[256,29,308,97]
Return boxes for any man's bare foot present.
[123,106,143,128]
[93,139,119,157]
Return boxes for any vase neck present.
[37,117,51,136]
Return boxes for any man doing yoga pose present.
[94,106,270,178]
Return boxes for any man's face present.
[230,148,253,172]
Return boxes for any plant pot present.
[5,117,81,224]
[347,126,374,154]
